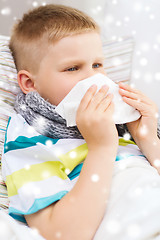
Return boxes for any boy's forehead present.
[38,32,104,68]
[49,32,102,49]
[47,32,103,58]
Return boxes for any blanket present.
[1,156,160,240]
[94,157,160,240]
[0,210,44,240]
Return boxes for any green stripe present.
[59,143,88,172]
[6,161,67,197]
[119,138,136,146]
[4,135,58,153]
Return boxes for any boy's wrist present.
[88,144,118,159]
[136,135,160,158]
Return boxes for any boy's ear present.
[17,70,36,94]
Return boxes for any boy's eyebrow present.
[59,56,105,66]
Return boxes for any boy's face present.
[33,32,106,106]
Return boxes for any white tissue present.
[55,73,141,127]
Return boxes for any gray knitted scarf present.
[14,91,160,140]
[14,91,83,139]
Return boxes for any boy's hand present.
[76,85,118,151]
[118,82,158,144]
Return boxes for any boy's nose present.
[80,69,96,81]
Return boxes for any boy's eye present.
[93,63,103,68]
[66,66,78,72]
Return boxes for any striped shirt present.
[1,113,145,223]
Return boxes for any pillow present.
[0,35,21,161]
[103,36,135,83]
[0,35,20,211]
[0,34,135,211]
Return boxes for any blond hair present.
[9,4,100,74]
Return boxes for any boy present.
[2,4,160,240]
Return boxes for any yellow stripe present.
[58,143,88,172]
[6,161,67,197]
[6,139,135,197]
[119,138,136,146]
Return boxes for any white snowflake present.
[42,170,51,179]
[141,42,150,52]
[155,72,160,81]
[91,174,100,182]
[144,72,152,83]
[118,160,127,170]
[123,132,131,141]
[24,164,30,170]
[45,140,53,147]
[133,70,141,79]
[112,0,117,5]
[20,104,27,111]
[1,7,11,16]
[27,126,35,134]
[91,6,102,15]
[69,151,77,159]
[111,35,117,41]
[124,16,130,22]
[136,51,141,56]
[139,124,148,136]
[153,159,160,168]
[31,227,40,237]
[105,220,121,234]
[105,14,114,24]
[36,116,46,127]
[155,112,159,118]
[130,83,136,88]
[153,44,158,50]
[115,21,122,27]
[65,168,71,175]
[41,2,47,6]
[112,57,122,66]
[55,231,62,239]
[145,6,150,12]
[32,1,38,7]
[132,30,137,35]
[139,58,148,66]
[153,141,157,146]
[149,14,155,20]
[97,6,102,12]
[134,3,142,12]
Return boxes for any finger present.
[96,93,113,113]
[122,96,151,114]
[119,84,152,105]
[118,82,144,96]
[118,82,136,92]
[119,88,138,100]
[78,85,97,111]
[89,85,109,110]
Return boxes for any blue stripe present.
[4,135,59,153]
[9,213,27,223]
[68,163,83,180]
[0,128,6,132]
[65,154,146,181]
[9,191,68,222]
[115,154,145,161]
[4,116,11,144]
